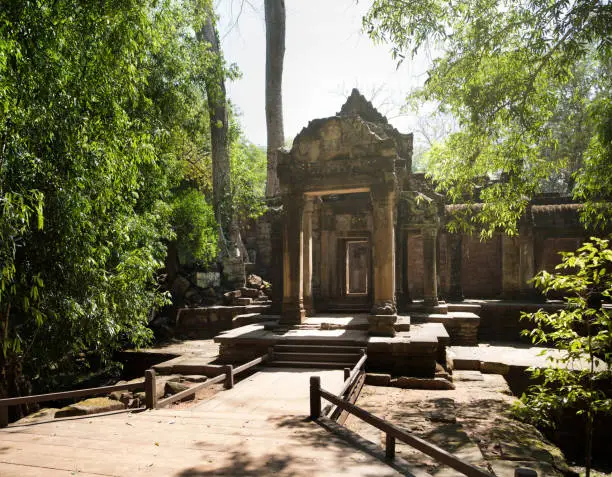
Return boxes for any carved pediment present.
[289,116,396,163]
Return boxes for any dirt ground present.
[345,370,572,477]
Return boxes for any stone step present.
[267,360,358,369]
[273,344,365,354]
[273,352,361,363]
[446,302,482,314]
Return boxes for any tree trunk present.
[200,16,231,233]
[264,0,285,198]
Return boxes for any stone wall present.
[175,304,270,339]
[476,301,561,342]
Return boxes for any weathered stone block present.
[481,361,510,375]
[365,373,392,386]
[240,287,260,298]
[367,314,397,337]
[391,376,456,390]
[55,397,125,418]
[165,381,192,399]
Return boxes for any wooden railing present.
[309,377,538,477]
[0,352,271,427]
[154,352,270,408]
[321,349,367,421]
[0,379,146,428]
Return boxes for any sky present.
[217,0,434,147]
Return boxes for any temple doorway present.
[345,240,369,296]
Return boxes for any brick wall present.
[462,234,502,297]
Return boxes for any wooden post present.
[0,404,8,428]
[310,376,321,420]
[343,367,350,381]
[223,364,234,389]
[144,369,157,409]
[515,469,537,477]
[385,433,396,460]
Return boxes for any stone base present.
[367,314,397,337]
[279,305,306,325]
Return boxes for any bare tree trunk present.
[264,0,285,198]
[199,16,231,233]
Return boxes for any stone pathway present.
[449,342,607,372]
[0,368,420,476]
[345,370,569,477]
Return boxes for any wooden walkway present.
[0,368,409,476]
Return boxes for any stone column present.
[423,227,439,307]
[449,233,464,301]
[371,186,396,311]
[280,193,305,324]
[368,186,397,336]
[302,197,314,315]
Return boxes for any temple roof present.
[337,88,389,125]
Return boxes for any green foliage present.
[170,189,218,266]
[0,0,223,393]
[515,237,612,472]
[365,0,612,235]
[230,134,267,227]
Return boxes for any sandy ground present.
[345,371,570,477]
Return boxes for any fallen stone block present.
[55,397,125,418]
[165,381,190,395]
[246,274,263,289]
[240,287,261,298]
[391,376,456,390]
[365,373,392,386]
[480,361,510,375]
[14,408,59,425]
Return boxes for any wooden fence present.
[0,352,271,427]
[310,376,538,477]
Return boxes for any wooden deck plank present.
[0,368,406,477]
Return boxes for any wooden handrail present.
[0,379,146,428]
[155,352,270,409]
[156,372,227,408]
[0,380,145,407]
[0,351,271,427]
[310,376,502,477]
[335,351,367,399]
[234,354,269,374]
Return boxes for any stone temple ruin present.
[209,89,596,378]
[275,89,440,328]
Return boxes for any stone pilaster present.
[370,185,396,317]
[423,227,439,307]
[449,233,464,301]
[302,197,314,315]
[519,228,535,297]
[501,234,521,298]
[280,193,306,324]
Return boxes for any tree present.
[364,0,612,234]
[516,236,612,476]
[0,0,220,401]
[264,0,286,198]
[198,10,232,233]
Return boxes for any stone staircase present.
[268,344,366,369]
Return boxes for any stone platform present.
[405,302,482,346]
[214,314,450,377]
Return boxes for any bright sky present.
[218,0,433,147]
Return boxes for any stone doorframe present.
[279,186,396,325]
